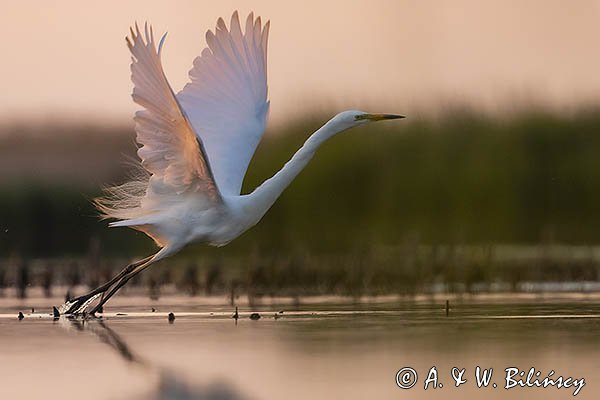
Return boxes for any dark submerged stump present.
[42,265,53,298]
[181,264,200,296]
[147,275,160,300]
[249,313,261,320]
[17,258,30,299]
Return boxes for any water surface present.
[0,295,598,399]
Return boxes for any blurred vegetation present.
[4,107,600,259]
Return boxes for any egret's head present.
[331,110,405,131]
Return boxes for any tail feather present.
[94,163,150,221]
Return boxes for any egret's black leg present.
[88,259,155,315]
[61,256,153,314]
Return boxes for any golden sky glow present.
[2,0,600,125]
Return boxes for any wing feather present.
[177,11,270,195]
[128,23,220,199]
[96,22,221,222]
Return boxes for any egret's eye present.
[354,114,367,121]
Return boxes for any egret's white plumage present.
[63,11,403,315]
[178,12,270,196]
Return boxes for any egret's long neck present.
[245,119,344,222]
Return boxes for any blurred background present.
[2,0,600,299]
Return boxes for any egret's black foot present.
[56,256,154,316]
[58,292,103,315]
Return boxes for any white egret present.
[60,11,404,315]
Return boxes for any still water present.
[0,294,598,399]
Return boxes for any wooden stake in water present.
[232,306,239,325]
[445,299,450,317]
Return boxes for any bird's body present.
[60,11,403,315]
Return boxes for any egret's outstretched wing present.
[128,23,221,202]
[177,11,270,196]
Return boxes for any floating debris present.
[249,313,261,320]
[151,308,156,313]
[274,313,280,320]
[278,310,284,314]
[168,312,175,322]
[232,306,239,320]
[116,313,127,316]
[31,307,35,313]
[18,312,24,320]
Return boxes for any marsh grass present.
[2,107,600,294]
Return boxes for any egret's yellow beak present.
[355,113,405,121]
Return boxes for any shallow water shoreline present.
[1,296,599,400]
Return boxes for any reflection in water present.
[2,298,599,400]
[60,318,248,400]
